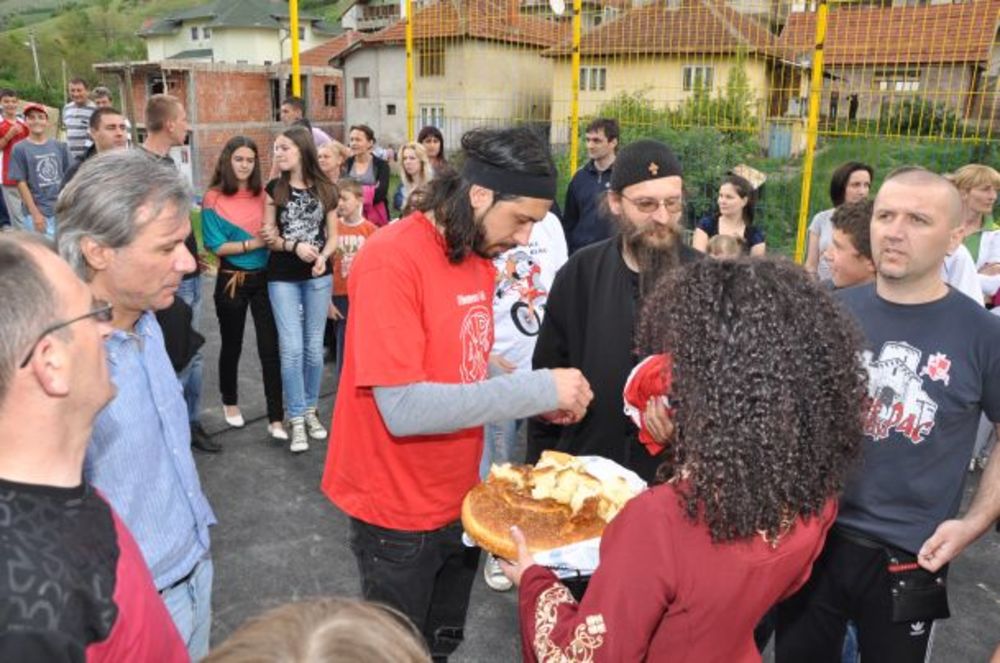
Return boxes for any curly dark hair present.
[635,258,866,543]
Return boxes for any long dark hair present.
[413,126,555,264]
[635,258,866,543]
[830,161,873,207]
[209,135,262,196]
[271,126,338,212]
[721,174,756,225]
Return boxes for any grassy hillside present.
[0,0,341,106]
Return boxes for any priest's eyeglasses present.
[620,195,684,214]
[19,300,114,368]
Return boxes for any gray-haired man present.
[56,150,217,660]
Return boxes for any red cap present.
[22,103,48,118]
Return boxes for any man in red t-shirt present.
[0,233,187,661]
[0,88,29,226]
[322,126,593,660]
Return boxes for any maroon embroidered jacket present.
[518,483,837,662]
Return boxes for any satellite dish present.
[549,0,566,16]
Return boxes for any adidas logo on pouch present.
[909,621,926,637]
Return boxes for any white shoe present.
[268,422,288,441]
[223,406,245,428]
[289,418,309,453]
[304,407,327,439]
[483,554,513,592]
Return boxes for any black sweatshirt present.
[528,235,700,482]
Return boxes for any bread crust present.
[461,454,635,560]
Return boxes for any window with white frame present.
[420,105,445,129]
[579,66,607,91]
[203,27,212,39]
[190,26,199,40]
[874,69,921,93]
[682,65,714,92]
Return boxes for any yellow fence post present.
[290,0,301,97]
[568,0,583,171]
[405,0,415,142]
[794,0,827,264]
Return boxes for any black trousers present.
[213,268,283,423]
[349,517,480,661]
[776,529,940,663]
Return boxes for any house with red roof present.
[777,0,1000,126]
[541,0,793,141]
[302,0,568,150]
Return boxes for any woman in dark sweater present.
[345,124,390,226]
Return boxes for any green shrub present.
[879,97,964,138]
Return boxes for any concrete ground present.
[191,275,999,661]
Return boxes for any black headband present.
[462,157,557,200]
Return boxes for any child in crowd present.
[0,88,29,226]
[8,103,69,237]
[824,199,875,289]
[706,233,745,259]
[202,598,430,663]
[330,178,378,376]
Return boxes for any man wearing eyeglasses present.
[0,232,188,660]
[55,150,217,661]
[529,139,700,484]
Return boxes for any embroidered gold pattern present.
[533,583,607,662]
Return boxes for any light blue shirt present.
[86,311,216,590]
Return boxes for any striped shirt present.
[61,101,96,163]
[86,312,216,590]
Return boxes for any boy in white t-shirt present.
[481,211,568,591]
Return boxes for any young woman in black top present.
[261,126,339,453]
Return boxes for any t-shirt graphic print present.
[861,341,945,444]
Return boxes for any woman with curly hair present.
[501,258,866,662]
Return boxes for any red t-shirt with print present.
[332,217,378,296]
[321,211,495,531]
[1,117,29,186]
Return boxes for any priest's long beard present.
[620,221,682,299]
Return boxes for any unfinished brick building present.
[93,60,345,193]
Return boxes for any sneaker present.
[268,421,288,441]
[483,554,513,592]
[289,417,309,453]
[304,407,327,439]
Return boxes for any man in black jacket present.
[562,118,618,254]
[530,139,700,482]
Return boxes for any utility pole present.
[28,32,42,85]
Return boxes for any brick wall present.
[118,63,344,193]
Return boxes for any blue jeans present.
[22,213,56,237]
[160,556,213,661]
[332,294,349,379]
[480,418,523,479]
[842,621,860,662]
[176,275,204,425]
[269,277,332,418]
